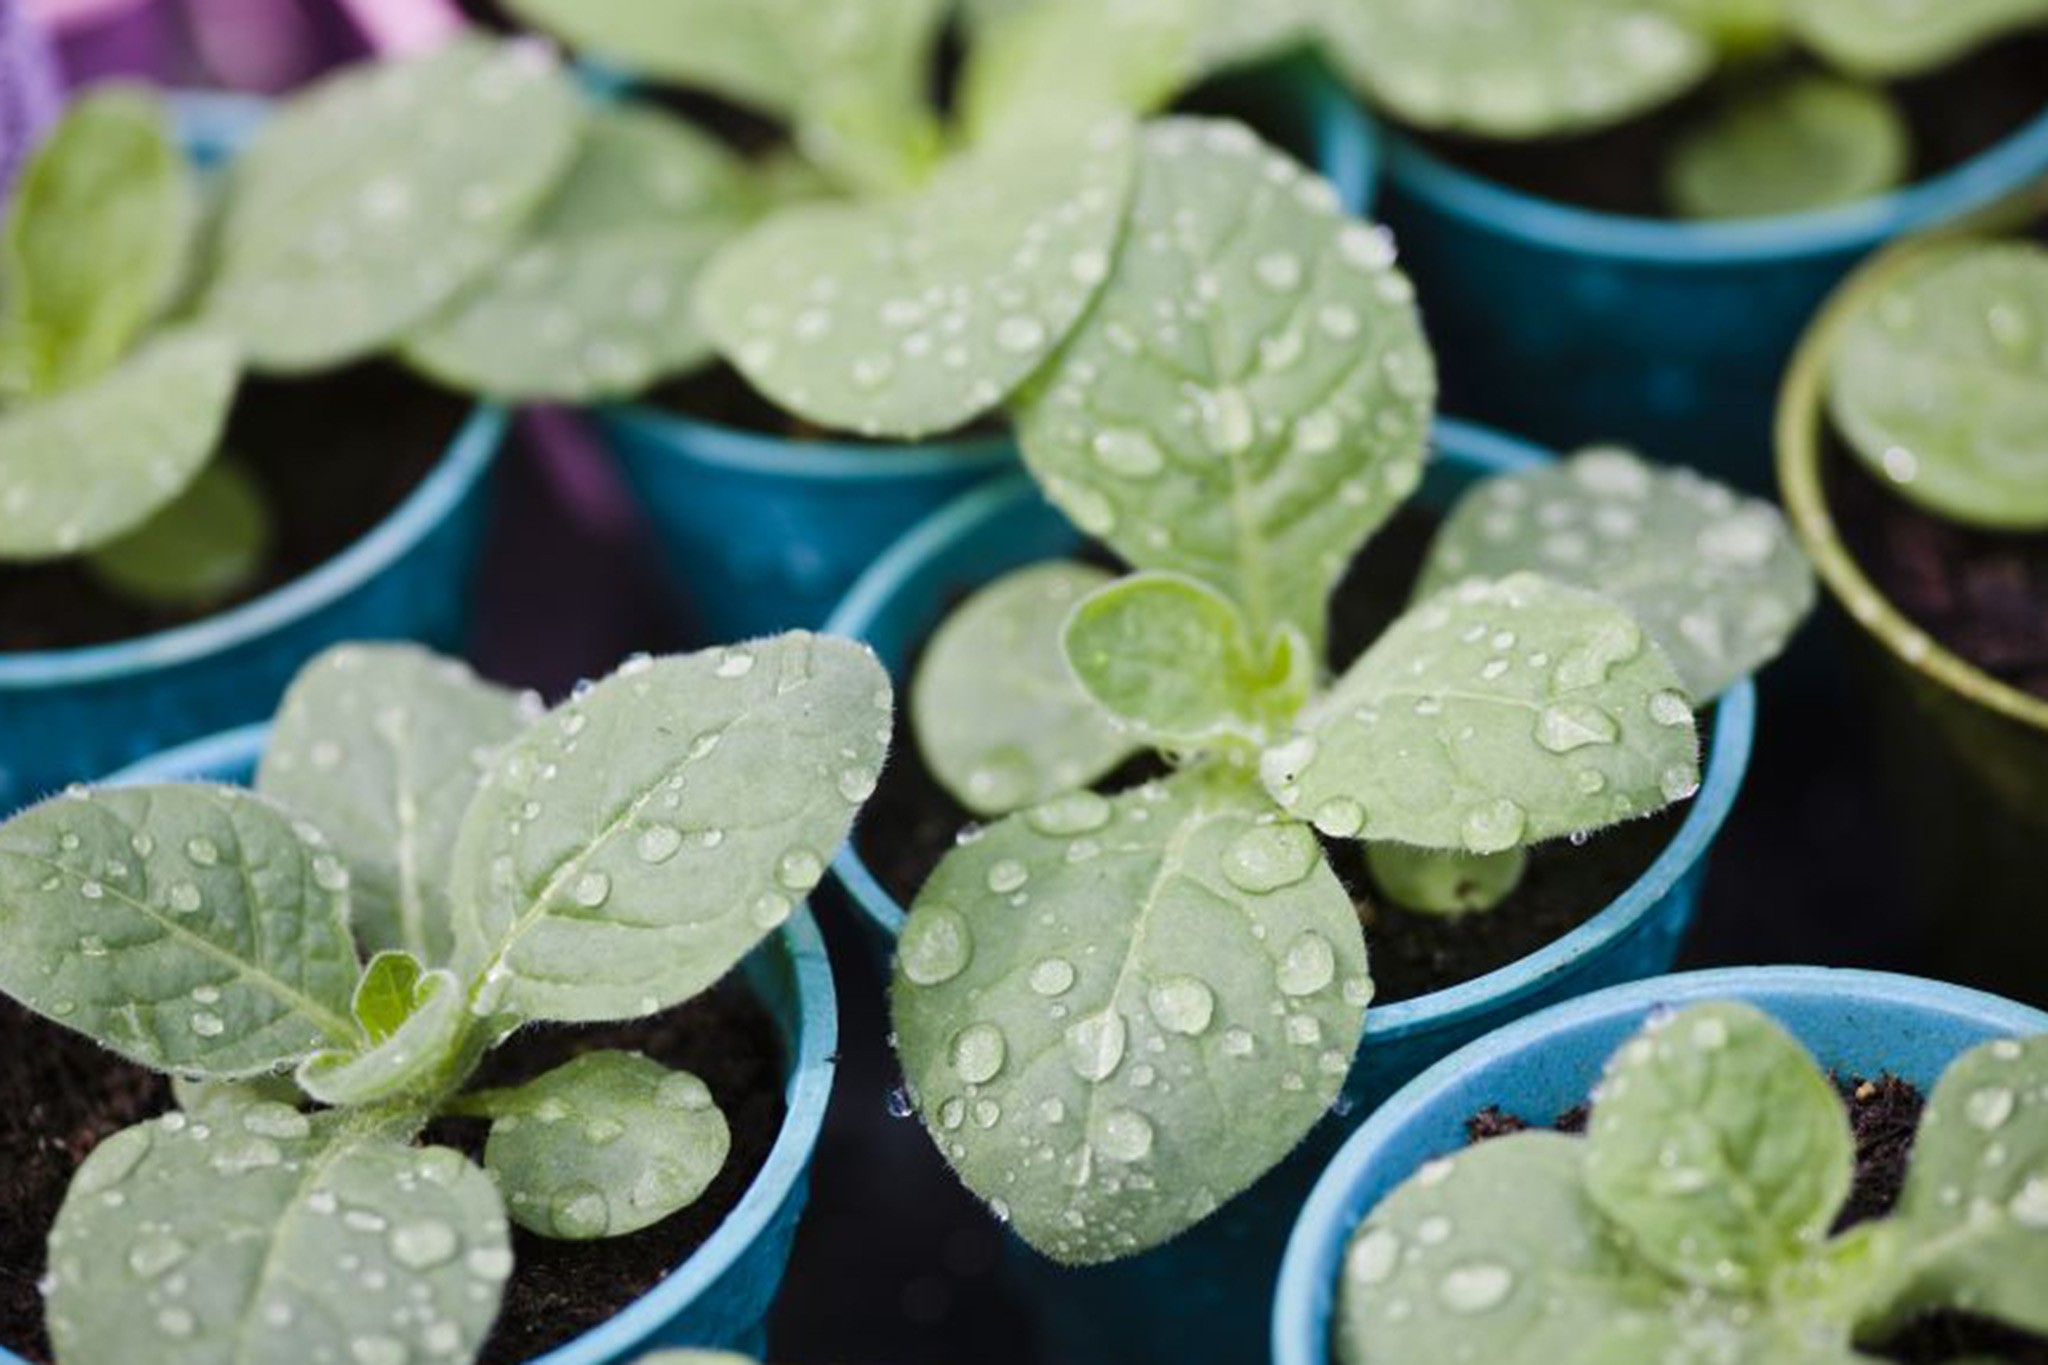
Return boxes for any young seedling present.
[1336,1002,2048,1363]
[889,118,1813,1266]
[1314,0,2048,218]
[0,634,889,1365]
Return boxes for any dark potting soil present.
[0,363,464,654]
[857,501,1697,1006]
[1470,1074,2048,1364]
[0,983,784,1365]
[1412,33,2048,219]
[1824,435,2048,702]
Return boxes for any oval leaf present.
[1012,118,1434,648]
[891,769,1370,1264]
[85,459,270,608]
[451,635,891,1023]
[911,562,1139,818]
[959,0,1197,146]
[47,1117,508,1365]
[0,330,238,560]
[296,966,468,1108]
[1826,239,2048,530]
[1417,447,1815,701]
[1365,843,1528,916]
[1264,574,1700,852]
[259,643,533,966]
[698,121,1136,438]
[200,35,584,374]
[1666,75,1909,220]
[469,1050,730,1240]
[0,784,359,1076]
[1788,0,2048,76]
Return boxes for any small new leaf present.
[296,964,467,1108]
[959,0,1197,146]
[1365,843,1528,916]
[1666,74,1910,220]
[352,950,426,1042]
[1787,0,2048,77]
[84,459,270,608]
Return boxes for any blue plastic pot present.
[0,93,507,814]
[1274,966,2048,1365]
[1332,101,2048,489]
[824,417,1758,1365]
[0,722,838,1364]
[595,61,1380,642]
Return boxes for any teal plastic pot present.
[1338,101,2048,489]
[0,722,838,1364]
[595,61,1380,642]
[1274,966,2048,1365]
[0,93,507,814]
[824,418,1758,1365]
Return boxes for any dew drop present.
[1093,1108,1155,1162]
[986,859,1030,894]
[1147,976,1215,1036]
[1065,1010,1127,1082]
[1277,932,1337,996]
[1535,702,1619,753]
[776,849,824,891]
[1648,690,1692,728]
[636,826,683,864]
[953,1023,1007,1085]
[1347,1227,1401,1285]
[1223,824,1319,894]
[1030,958,1077,996]
[1460,799,1528,855]
[900,906,972,986]
[657,1073,713,1112]
[184,837,220,868]
[572,871,611,908]
[1966,1087,2015,1131]
[390,1220,459,1270]
[1311,798,1366,839]
[550,1187,610,1238]
[1027,791,1112,836]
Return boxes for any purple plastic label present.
[0,0,61,205]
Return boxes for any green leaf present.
[1584,1002,1853,1292]
[0,330,238,561]
[200,35,584,374]
[1,86,191,397]
[1063,571,1310,747]
[451,635,891,1024]
[698,121,1136,439]
[1334,1134,1689,1365]
[892,767,1370,1264]
[0,784,359,1077]
[1787,0,2048,76]
[959,0,1198,147]
[171,1073,305,1122]
[460,1050,730,1240]
[258,643,532,966]
[1417,447,1815,701]
[1826,239,2048,530]
[1012,118,1434,649]
[1888,1033,2048,1335]
[1365,843,1528,916]
[402,105,761,402]
[296,966,469,1108]
[912,562,1139,817]
[47,1115,509,1365]
[84,459,269,608]
[1264,574,1700,852]
[1666,75,1909,220]
[351,949,425,1042]
[1317,0,1716,138]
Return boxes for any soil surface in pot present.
[857,502,1696,1007]
[1471,1074,2048,1363]
[0,364,465,654]
[1824,436,2048,702]
[1408,34,2048,220]
[0,982,784,1365]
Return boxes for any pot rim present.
[824,415,1759,1048]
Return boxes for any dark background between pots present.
[470,427,2028,1365]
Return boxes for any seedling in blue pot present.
[0,634,889,1365]
[1312,0,2048,219]
[1335,1000,2048,1363]
[888,117,1816,1263]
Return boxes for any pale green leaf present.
[0,784,359,1077]
[1788,0,2048,77]
[1,86,192,397]
[699,121,1136,438]
[912,562,1139,817]
[1365,843,1528,916]
[463,1050,729,1240]
[451,635,891,1024]
[1317,0,1715,138]
[85,459,269,608]
[351,949,425,1042]
[1012,118,1434,649]
[1667,75,1910,220]
[47,1116,508,1365]
[1265,574,1700,852]
[259,643,531,966]
[959,0,1198,147]
[892,768,1370,1264]
[1585,1002,1853,1292]
[0,330,238,561]
[200,35,584,374]
[1826,239,2048,530]
[1417,447,1815,701]
[295,966,468,1108]
[171,1073,305,1122]
[1063,571,1310,747]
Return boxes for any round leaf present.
[200,35,584,374]
[1264,574,1700,852]
[1365,843,1528,916]
[1826,239,2048,530]
[1013,118,1434,648]
[911,562,1140,818]
[1417,447,1815,702]
[1666,75,1909,220]
[697,121,1136,439]
[85,459,269,608]
[1787,0,2048,77]
[892,769,1371,1264]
